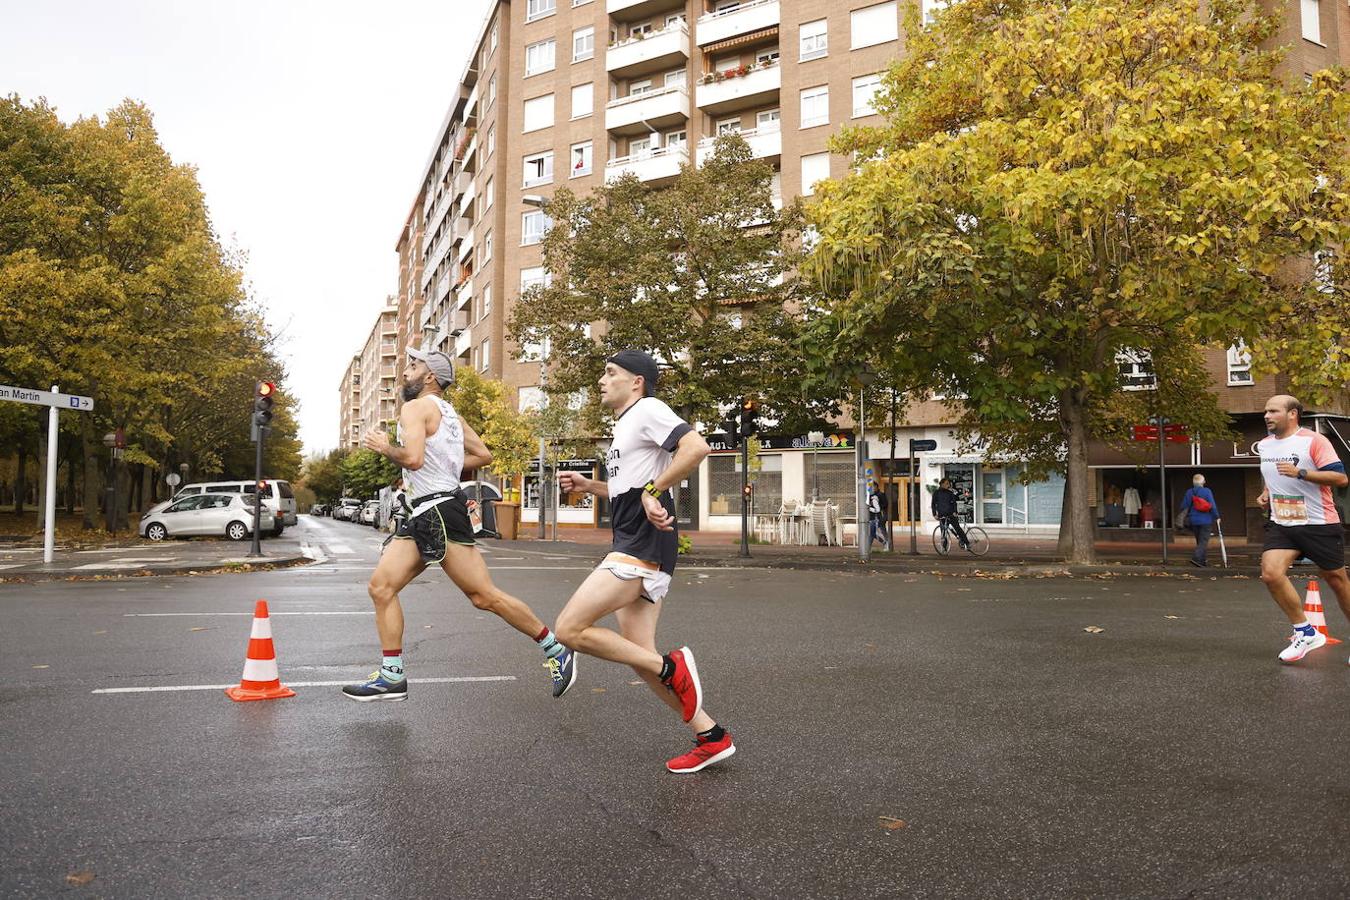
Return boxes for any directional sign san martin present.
[0,384,95,410]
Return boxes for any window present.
[756,108,781,131]
[629,78,654,96]
[525,39,556,76]
[1301,0,1322,44]
[713,54,739,72]
[570,141,593,177]
[523,94,554,132]
[800,85,829,128]
[630,22,653,38]
[801,152,830,196]
[486,124,496,157]
[490,18,499,52]
[479,339,491,372]
[851,2,898,49]
[664,69,687,88]
[571,0,592,6]
[482,176,494,211]
[756,48,780,65]
[1226,343,1253,386]
[716,117,742,136]
[800,17,827,59]
[571,82,593,119]
[630,136,653,157]
[481,229,493,264]
[522,210,552,245]
[921,0,950,26]
[486,73,497,109]
[852,73,882,117]
[523,151,554,187]
[521,266,550,292]
[482,283,492,317]
[664,129,686,150]
[573,26,595,62]
[526,0,556,22]
[1116,350,1157,390]
[519,386,546,411]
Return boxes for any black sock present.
[698,724,725,742]
[659,655,675,682]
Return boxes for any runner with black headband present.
[342,348,578,701]
[554,350,736,773]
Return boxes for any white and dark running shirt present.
[1258,428,1344,526]
[604,397,693,574]
[398,397,465,517]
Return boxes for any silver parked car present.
[360,500,380,526]
[140,494,263,542]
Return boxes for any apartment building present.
[389,0,1349,534]
[338,299,400,449]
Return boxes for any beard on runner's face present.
[401,380,423,402]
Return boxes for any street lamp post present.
[523,194,552,541]
[807,430,824,501]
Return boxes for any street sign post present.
[0,384,96,564]
[907,439,937,555]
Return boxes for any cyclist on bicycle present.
[932,478,970,550]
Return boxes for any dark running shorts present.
[1263,521,1346,571]
[391,494,476,564]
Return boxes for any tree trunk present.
[114,461,131,531]
[80,417,101,530]
[35,428,47,529]
[65,437,77,514]
[1059,391,1096,564]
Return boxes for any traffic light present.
[254,381,276,429]
[256,479,269,493]
[721,412,740,444]
[739,397,760,438]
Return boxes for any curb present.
[0,555,313,584]
[676,554,1260,578]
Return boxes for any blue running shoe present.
[546,648,577,698]
[342,671,408,702]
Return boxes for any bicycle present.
[932,516,989,556]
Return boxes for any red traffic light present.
[257,480,269,492]
[258,381,276,397]
[742,484,752,496]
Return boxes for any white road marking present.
[328,544,355,555]
[92,675,517,695]
[0,563,24,570]
[122,611,373,617]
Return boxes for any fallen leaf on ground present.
[32,664,49,669]
[591,687,606,693]
[1164,615,1182,620]
[1083,626,1105,634]
[188,627,209,632]
[628,680,643,685]
[66,872,95,886]
[93,630,107,635]
[879,816,907,830]
[955,588,971,592]
[424,625,433,629]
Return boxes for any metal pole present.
[537,437,547,539]
[104,449,116,533]
[43,385,58,564]
[249,426,264,557]
[739,435,750,558]
[858,390,869,561]
[909,446,919,555]
[1158,418,1168,565]
[887,388,897,551]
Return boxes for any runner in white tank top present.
[341,348,577,702]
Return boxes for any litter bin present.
[494,501,520,540]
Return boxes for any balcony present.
[606,21,689,79]
[607,0,684,19]
[605,144,689,186]
[696,123,781,165]
[453,168,473,201]
[456,223,475,264]
[458,178,477,219]
[454,328,472,360]
[696,60,780,115]
[452,215,471,244]
[455,276,473,310]
[605,84,689,136]
[436,271,452,305]
[696,0,780,46]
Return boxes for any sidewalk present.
[0,539,311,582]
[510,527,1264,578]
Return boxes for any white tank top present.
[399,397,464,509]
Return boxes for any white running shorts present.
[598,551,672,603]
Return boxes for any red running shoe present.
[663,646,703,723]
[667,731,736,774]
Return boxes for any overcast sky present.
[1,0,493,455]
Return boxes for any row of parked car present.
[310,498,382,527]
[138,480,298,542]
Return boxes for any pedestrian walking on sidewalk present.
[1178,474,1221,567]
[553,350,736,774]
[1255,395,1350,665]
[868,484,889,550]
[341,348,576,701]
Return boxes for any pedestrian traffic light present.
[739,397,760,438]
[721,412,740,444]
[254,381,276,429]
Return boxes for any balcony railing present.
[605,84,690,134]
[696,123,781,165]
[695,59,780,114]
[696,0,780,46]
[605,144,689,185]
[606,21,689,77]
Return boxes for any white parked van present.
[172,480,297,535]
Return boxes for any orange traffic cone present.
[1303,580,1343,646]
[225,600,296,701]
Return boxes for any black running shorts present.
[1262,521,1346,571]
[392,494,476,563]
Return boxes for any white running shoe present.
[1277,630,1327,663]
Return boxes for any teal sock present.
[535,627,565,660]
[381,649,405,682]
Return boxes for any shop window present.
[1226,343,1253,386]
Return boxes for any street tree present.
[300,449,349,504]
[340,448,398,500]
[508,135,821,433]
[444,367,539,483]
[804,0,1350,562]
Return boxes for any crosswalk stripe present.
[92,675,517,695]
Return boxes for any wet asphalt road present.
[2,516,1348,899]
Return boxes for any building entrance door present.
[980,468,1005,524]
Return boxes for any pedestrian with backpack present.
[1179,474,1221,568]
